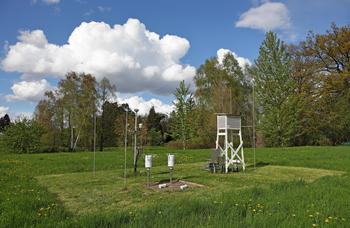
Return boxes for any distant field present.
[1,146,349,227]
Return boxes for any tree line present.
[1,23,349,153]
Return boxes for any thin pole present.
[134,110,138,173]
[93,112,96,178]
[253,84,256,171]
[230,87,232,114]
[124,110,128,190]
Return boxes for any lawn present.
[0,146,349,227]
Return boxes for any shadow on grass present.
[246,162,270,168]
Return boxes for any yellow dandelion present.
[307,210,310,212]
[312,224,316,227]
[158,210,162,214]
[316,212,320,215]
[328,216,332,219]
[40,208,44,211]
[325,219,329,223]
[44,214,47,217]
[235,203,239,206]
[213,201,217,204]
[292,214,296,217]
[341,218,346,222]
[252,209,256,212]
[129,211,132,215]
[309,214,313,218]
[334,217,337,220]
[38,213,41,216]
[220,201,223,204]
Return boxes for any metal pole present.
[124,110,128,190]
[170,167,173,184]
[253,84,256,171]
[230,87,232,114]
[93,112,96,178]
[147,168,150,187]
[134,109,138,172]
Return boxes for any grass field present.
[1,146,350,227]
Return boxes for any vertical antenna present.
[253,83,256,171]
[124,110,128,190]
[93,112,96,178]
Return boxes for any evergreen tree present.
[172,80,195,150]
[252,32,299,146]
[0,114,10,132]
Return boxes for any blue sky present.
[0,0,349,117]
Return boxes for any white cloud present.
[8,111,33,121]
[236,2,291,32]
[117,96,174,116]
[98,6,111,12]
[0,106,9,116]
[1,19,195,96]
[6,79,53,103]
[42,0,60,4]
[217,48,251,68]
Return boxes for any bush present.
[1,118,45,153]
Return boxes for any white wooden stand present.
[216,114,245,173]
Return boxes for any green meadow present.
[1,146,349,227]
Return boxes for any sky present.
[0,0,349,118]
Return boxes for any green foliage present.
[98,77,117,151]
[0,114,10,132]
[148,128,163,146]
[171,80,195,149]
[252,32,300,147]
[1,118,45,153]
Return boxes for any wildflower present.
[292,214,296,217]
[214,201,217,204]
[252,209,256,212]
[328,216,332,219]
[316,212,320,215]
[158,210,162,214]
[44,214,47,216]
[129,211,132,215]
[307,210,310,212]
[235,203,239,206]
[38,213,41,216]
[312,224,316,227]
[325,219,329,223]
[309,214,313,218]
[334,217,337,220]
[341,218,346,222]
[40,208,44,211]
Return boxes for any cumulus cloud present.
[217,48,251,68]
[0,106,9,116]
[5,79,53,103]
[1,18,195,95]
[117,96,174,116]
[236,2,291,32]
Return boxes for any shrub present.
[1,118,45,153]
